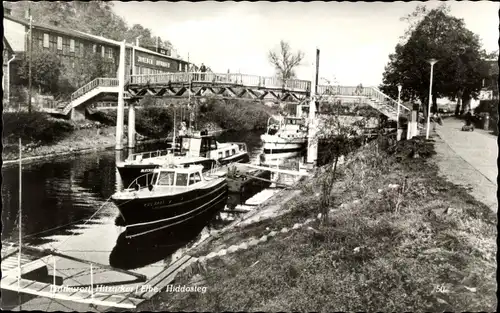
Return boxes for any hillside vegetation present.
[141,136,497,312]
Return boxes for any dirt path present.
[433,118,498,212]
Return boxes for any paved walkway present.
[434,117,498,212]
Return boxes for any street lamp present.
[396,84,402,140]
[132,35,142,76]
[426,58,439,139]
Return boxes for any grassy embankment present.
[2,98,278,161]
[140,136,497,312]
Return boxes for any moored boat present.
[111,164,228,236]
[260,115,308,161]
[116,131,249,186]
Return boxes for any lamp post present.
[396,84,402,140]
[132,35,142,76]
[426,58,438,139]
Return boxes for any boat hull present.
[261,135,306,154]
[112,180,228,229]
[219,152,250,165]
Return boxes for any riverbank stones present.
[238,242,249,250]
[217,249,227,256]
[292,223,302,229]
[259,235,268,243]
[304,218,315,225]
[267,230,278,237]
[248,238,260,246]
[281,227,289,233]
[206,252,217,260]
[228,245,239,253]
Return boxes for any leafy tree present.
[380,5,488,118]
[17,50,63,95]
[268,40,305,81]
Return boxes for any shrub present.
[199,99,271,131]
[135,107,173,138]
[3,111,74,144]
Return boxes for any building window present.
[43,33,49,48]
[93,44,97,53]
[63,38,70,54]
[80,42,85,57]
[49,35,57,51]
[70,39,75,52]
[179,63,182,71]
[57,36,63,50]
[101,46,105,58]
[107,47,113,59]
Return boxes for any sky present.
[112,1,499,86]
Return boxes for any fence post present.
[90,263,94,301]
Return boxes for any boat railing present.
[127,148,176,162]
[126,172,158,190]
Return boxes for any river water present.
[1,130,268,270]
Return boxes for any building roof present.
[3,37,14,54]
[3,14,189,64]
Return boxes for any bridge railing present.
[368,87,410,115]
[129,72,312,92]
[70,78,119,102]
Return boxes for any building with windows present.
[3,10,190,105]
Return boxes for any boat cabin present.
[266,115,307,136]
[149,165,205,187]
[179,132,247,161]
[179,133,218,158]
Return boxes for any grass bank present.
[139,136,497,312]
[2,99,276,161]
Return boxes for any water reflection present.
[1,131,267,269]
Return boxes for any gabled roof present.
[3,36,14,54]
[3,15,188,63]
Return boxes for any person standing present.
[200,63,207,81]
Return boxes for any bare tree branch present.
[268,40,305,81]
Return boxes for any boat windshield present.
[157,171,175,186]
[176,173,188,186]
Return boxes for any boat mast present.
[18,137,22,307]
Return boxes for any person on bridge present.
[200,63,207,81]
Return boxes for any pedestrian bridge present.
[39,72,410,121]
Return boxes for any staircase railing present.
[54,77,120,115]
[367,87,410,115]
[70,78,119,102]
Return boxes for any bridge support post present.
[128,101,136,148]
[115,40,126,150]
[115,150,125,192]
[306,98,318,164]
[407,109,418,140]
[296,104,302,117]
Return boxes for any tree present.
[313,105,372,224]
[10,1,175,51]
[268,40,304,81]
[380,5,488,118]
[17,50,63,95]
